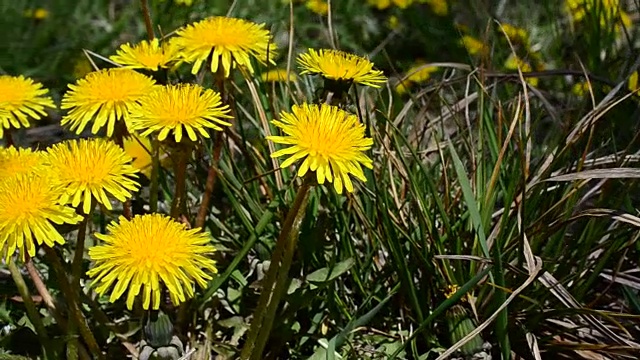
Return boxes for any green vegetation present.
[1,0,639,359]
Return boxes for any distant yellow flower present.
[404,63,439,83]
[174,0,194,5]
[367,0,413,9]
[395,63,439,94]
[500,23,529,44]
[420,0,448,16]
[504,54,538,86]
[306,0,328,14]
[23,8,49,20]
[460,36,488,56]
[129,84,231,143]
[61,69,157,137]
[298,49,387,88]
[0,147,48,180]
[174,16,276,77]
[368,0,392,9]
[387,15,400,29]
[110,38,180,71]
[628,71,639,94]
[0,174,82,260]
[267,103,373,194]
[0,75,55,139]
[123,135,153,177]
[572,81,591,96]
[47,138,140,214]
[566,0,632,32]
[87,214,218,310]
[261,69,298,82]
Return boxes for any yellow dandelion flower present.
[627,71,640,95]
[174,16,276,77]
[405,63,439,83]
[110,38,180,71]
[61,68,157,137]
[0,75,56,139]
[123,135,171,178]
[500,24,529,44]
[504,54,538,86]
[297,49,387,88]
[420,0,448,16]
[261,69,298,82]
[129,84,232,143]
[0,174,82,260]
[267,103,373,194]
[23,8,49,20]
[387,15,400,30]
[395,63,439,94]
[572,81,591,96]
[123,135,153,177]
[47,138,140,214]
[367,0,392,10]
[460,35,488,56]
[392,0,413,8]
[306,0,329,15]
[0,147,48,180]
[566,0,632,32]
[87,214,218,310]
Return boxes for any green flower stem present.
[65,213,90,360]
[44,248,105,360]
[72,214,90,289]
[240,180,312,360]
[195,65,228,229]
[149,139,160,213]
[113,123,132,219]
[140,0,155,41]
[7,258,53,359]
[170,142,191,219]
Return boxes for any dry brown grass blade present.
[564,208,640,228]
[240,68,283,191]
[436,230,542,360]
[545,168,640,182]
[526,332,543,360]
[538,272,639,347]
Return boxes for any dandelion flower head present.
[47,138,140,214]
[174,16,276,77]
[420,0,448,16]
[129,84,232,143]
[87,214,218,310]
[23,8,49,20]
[306,0,329,15]
[0,174,82,260]
[110,38,180,71]
[61,68,157,137]
[0,75,55,139]
[0,147,48,180]
[500,23,529,44]
[297,49,387,88]
[395,63,439,94]
[123,135,153,178]
[460,35,488,56]
[504,54,538,86]
[267,103,373,194]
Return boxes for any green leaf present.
[306,258,355,284]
